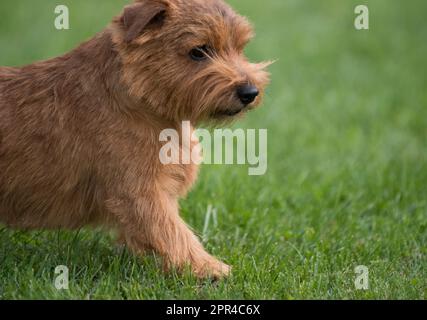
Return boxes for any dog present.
[0,0,270,279]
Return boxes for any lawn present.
[0,0,426,299]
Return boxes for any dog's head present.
[111,0,271,124]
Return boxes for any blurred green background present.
[0,0,426,299]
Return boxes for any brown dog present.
[0,0,269,278]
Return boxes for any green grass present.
[0,0,426,299]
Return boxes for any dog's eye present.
[189,46,209,61]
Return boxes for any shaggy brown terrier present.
[0,0,269,278]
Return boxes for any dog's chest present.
[158,130,202,198]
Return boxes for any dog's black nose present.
[237,85,259,105]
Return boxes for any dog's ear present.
[121,1,168,43]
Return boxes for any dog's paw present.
[192,256,231,280]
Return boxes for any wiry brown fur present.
[0,0,269,278]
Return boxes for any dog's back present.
[0,31,162,230]
[0,59,106,229]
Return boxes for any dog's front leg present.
[107,193,230,279]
